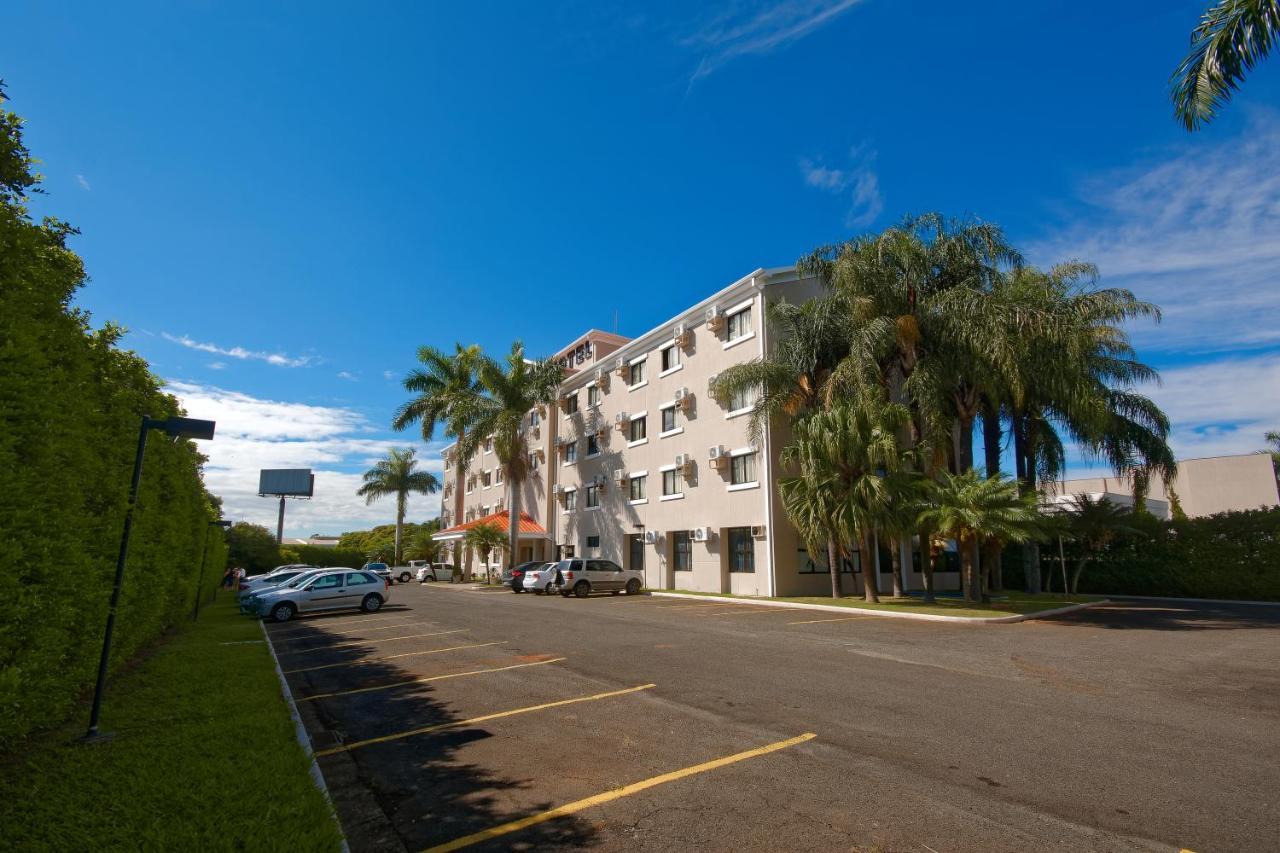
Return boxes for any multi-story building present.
[434,265,907,596]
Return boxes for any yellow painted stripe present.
[787,616,867,625]
[283,642,503,674]
[421,732,816,852]
[276,630,465,656]
[275,620,432,640]
[707,608,795,617]
[299,658,567,701]
[316,683,655,757]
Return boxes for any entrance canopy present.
[433,510,547,542]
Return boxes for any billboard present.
[258,468,315,497]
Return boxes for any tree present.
[224,522,281,575]
[1262,430,1280,482]
[356,448,440,565]
[463,522,506,584]
[1171,0,1280,130]
[404,524,441,562]
[449,343,563,571]
[1061,495,1144,594]
[918,471,1042,601]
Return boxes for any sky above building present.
[7,0,1279,536]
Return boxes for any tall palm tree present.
[463,522,507,584]
[918,470,1042,602]
[450,342,563,571]
[356,448,440,565]
[1171,0,1279,130]
[393,343,483,441]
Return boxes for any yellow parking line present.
[315,683,656,757]
[299,657,567,702]
[283,642,503,674]
[275,620,430,641]
[422,732,816,852]
[276,630,466,656]
[707,608,795,617]
[787,616,866,625]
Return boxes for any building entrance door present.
[628,534,644,574]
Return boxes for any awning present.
[433,510,548,542]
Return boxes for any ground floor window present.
[672,531,692,571]
[796,547,860,574]
[727,527,755,573]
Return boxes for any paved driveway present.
[266,586,1280,852]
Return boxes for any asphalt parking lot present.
[267,584,1280,852]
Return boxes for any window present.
[629,415,646,443]
[586,535,600,551]
[585,483,600,508]
[308,574,342,590]
[347,572,377,585]
[587,434,601,457]
[484,438,494,453]
[731,452,757,486]
[564,393,579,414]
[797,547,858,575]
[660,345,680,373]
[629,474,647,501]
[672,531,692,571]
[726,306,752,342]
[564,489,577,511]
[728,386,755,414]
[727,528,755,573]
[661,405,677,434]
[662,469,680,497]
[564,441,577,463]
[530,409,540,428]
[629,360,645,386]
[495,468,505,484]
[529,451,539,471]
[482,470,492,488]
[587,384,601,407]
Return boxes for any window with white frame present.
[585,483,600,508]
[662,469,680,497]
[482,470,492,488]
[484,438,494,453]
[660,345,679,373]
[629,360,645,386]
[564,440,577,464]
[528,451,539,471]
[586,433,601,457]
[530,409,540,428]
[629,474,647,501]
[495,468,504,484]
[730,452,757,486]
[728,385,755,414]
[660,405,677,434]
[726,306,752,341]
[564,393,579,414]
[629,415,646,442]
[563,489,577,511]
[587,384,601,407]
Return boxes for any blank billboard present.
[258,469,314,497]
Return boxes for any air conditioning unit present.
[531,425,541,440]
[751,525,767,538]
[708,446,728,467]
[643,530,658,544]
[553,484,566,495]
[691,526,711,542]
[673,322,690,345]
[705,305,724,329]
[615,357,628,377]
[611,469,626,484]
[614,411,630,428]
[674,387,693,410]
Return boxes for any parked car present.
[414,562,454,582]
[519,562,560,594]
[238,566,316,597]
[239,568,327,613]
[361,562,393,584]
[501,561,546,593]
[251,568,390,622]
[244,564,313,584]
[389,565,415,583]
[554,559,643,598]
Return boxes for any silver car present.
[239,566,316,599]
[554,558,643,598]
[239,568,326,613]
[414,562,454,582]
[519,562,560,594]
[253,569,391,622]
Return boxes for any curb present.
[647,591,1110,624]
[260,621,351,853]
[1107,594,1280,607]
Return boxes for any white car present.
[520,562,560,594]
[554,558,643,598]
[239,568,326,612]
[238,566,316,599]
[413,562,454,582]
[252,569,390,622]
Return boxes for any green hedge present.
[1004,507,1280,600]
[0,88,224,746]
[280,543,369,568]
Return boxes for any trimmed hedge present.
[279,544,369,568]
[0,88,224,746]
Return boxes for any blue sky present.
[7,1,1280,535]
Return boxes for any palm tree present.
[404,525,441,562]
[356,448,440,565]
[450,342,563,571]
[918,470,1042,601]
[1171,0,1280,130]
[1262,430,1280,482]
[1060,495,1144,594]
[393,343,483,442]
[463,522,507,584]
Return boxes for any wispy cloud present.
[162,333,317,368]
[207,361,226,371]
[800,144,882,227]
[75,174,91,191]
[336,370,359,382]
[1028,113,1280,355]
[681,0,864,83]
[165,381,443,534]
[382,370,396,381]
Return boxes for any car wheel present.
[573,581,590,598]
[399,572,411,583]
[361,593,383,613]
[270,602,295,623]
[625,579,642,595]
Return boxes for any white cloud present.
[1140,354,1280,461]
[76,174,91,191]
[165,381,444,536]
[1028,113,1280,355]
[207,361,226,370]
[383,370,396,381]
[162,333,317,368]
[800,145,882,227]
[336,370,359,382]
[682,0,863,82]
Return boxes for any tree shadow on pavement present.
[1043,600,1280,631]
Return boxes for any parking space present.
[264,582,1280,852]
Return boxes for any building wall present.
[1049,454,1279,519]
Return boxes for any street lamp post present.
[83,415,215,743]
[193,519,233,621]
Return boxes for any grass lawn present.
[665,589,1102,618]
[0,599,343,851]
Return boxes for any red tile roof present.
[435,510,546,537]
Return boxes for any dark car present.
[361,562,393,584]
[501,560,546,593]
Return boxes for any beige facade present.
[1045,453,1279,519]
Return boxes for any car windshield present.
[553,560,575,572]
[283,571,322,588]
